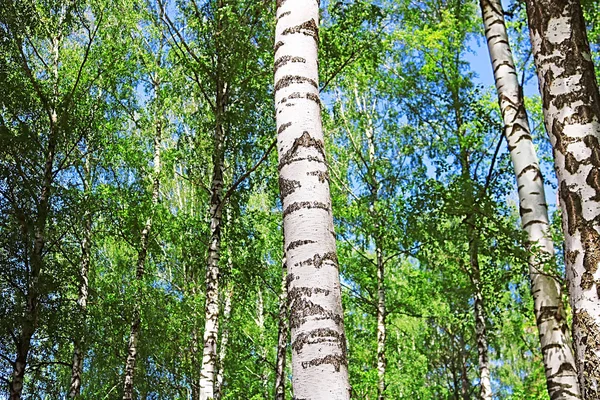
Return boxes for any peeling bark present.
[525,0,600,396]
[275,1,350,398]
[480,0,581,397]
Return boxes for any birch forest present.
[2,0,600,398]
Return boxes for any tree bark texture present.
[123,81,162,400]
[275,1,351,398]
[363,102,387,400]
[480,0,581,397]
[525,0,600,396]
[9,34,61,400]
[214,284,233,400]
[199,72,226,400]
[69,157,93,398]
[275,258,289,400]
[470,240,492,400]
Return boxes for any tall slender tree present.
[274,0,350,398]
[122,76,164,400]
[480,0,581,397]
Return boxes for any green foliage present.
[1,0,586,398]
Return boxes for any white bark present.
[480,0,581,397]
[275,1,350,399]
[214,284,233,400]
[199,74,226,400]
[525,0,600,396]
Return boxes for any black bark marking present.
[287,239,316,251]
[565,152,580,174]
[561,181,582,236]
[587,168,600,201]
[306,92,321,106]
[277,11,291,20]
[288,286,331,298]
[279,131,326,171]
[581,272,595,290]
[282,19,319,42]
[522,219,547,229]
[301,354,346,372]
[274,41,284,54]
[279,178,301,198]
[584,135,600,166]
[275,75,318,92]
[307,170,329,183]
[517,164,543,181]
[566,250,580,265]
[289,297,343,329]
[520,205,533,216]
[278,122,292,134]
[296,251,338,269]
[274,55,307,73]
[572,310,600,398]
[286,273,295,288]
[292,327,344,354]
[537,306,561,326]
[283,201,329,217]
[581,225,600,280]
[561,181,600,293]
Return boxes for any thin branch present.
[218,138,277,209]
[482,132,504,194]
[66,7,104,107]
[337,228,377,269]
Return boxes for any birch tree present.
[69,154,93,398]
[480,0,581,397]
[275,0,350,398]
[525,0,600,396]
[122,77,163,400]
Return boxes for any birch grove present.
[2,0,600,398]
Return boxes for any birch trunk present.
[275,258,289,400]
[525,0,600,396]
[459,337,470,400]
[123,79,162,400]
[376,243,386,400]
[480,0,581,397]
[10,120,56,400]
[9,33,61,400]
[69,157,93,398]
[275,1,350,398]
[471,240,492,400]
[214,284,233,400]
[199,69,226,400]
[363,102,386,400]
